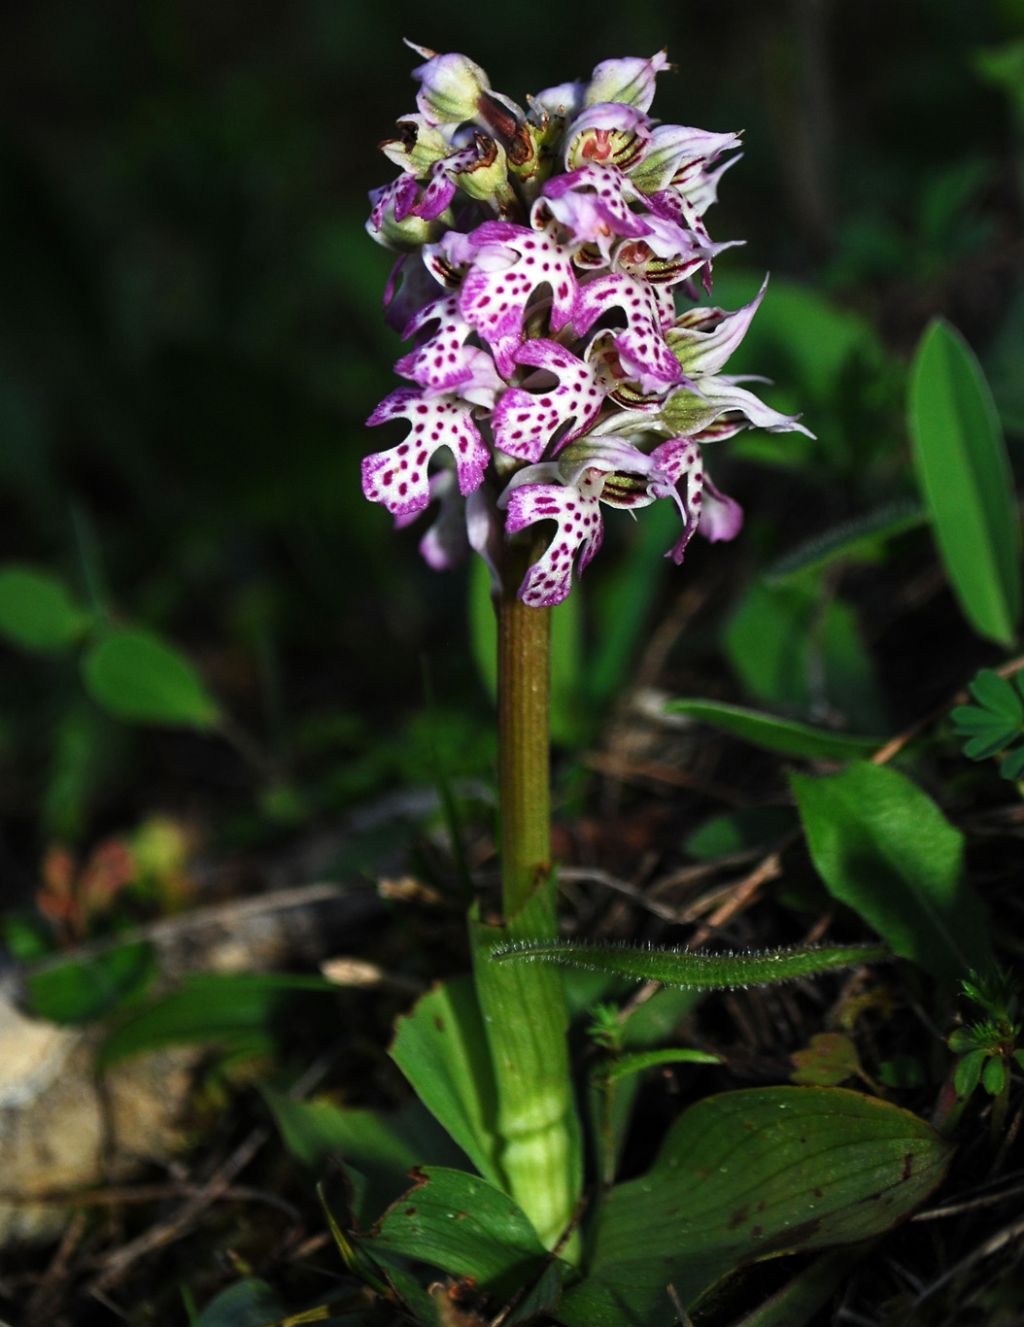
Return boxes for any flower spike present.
[361,44,809,600]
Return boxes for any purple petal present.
[574,273,684,395]
[492,339,606,461]
[541,164,651,258]
[666,278,768,377]
[395,294,503,404]
[457,223,577,377]
[363,387,489,518]
[504,480,605,607]
[700,477,744,542]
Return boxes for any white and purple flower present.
[360,46,810,606]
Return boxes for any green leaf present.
[765,499,925,584]
[685,807,796,860]
[389,974,503,1188]
[82,627,220,728]
[26,942,156,1024]
[0,565,90,653]
[1000,746,1024,780]
[954,1048,986,1099]
[908,318,1021,646]
[968,669,1024,720]
[982,1055,1007,1097]
[558,1086,952,1325]
[603,1048,721,1083]
[667,699,881,761]
[371,1167,557,1301]
[263,1090,466,1223]
[98,972,332,1066]
[493,940,888,990]
[195,1279,285,1327]
[791,762,993,981]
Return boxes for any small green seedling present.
[948,967,1024,1138]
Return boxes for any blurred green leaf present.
[82,627,220,729]
[765,500,925,584]
[98,972,333,1066]
[559,1087,952,1324]
[0,565,90,654]
[790,1032,863,1087]
[791,762,993,981]
[195,1280,284,1327]
[685,806,796,860]
[908,318,1021,646]
[667,699,881,761]
[26,942,156,1024]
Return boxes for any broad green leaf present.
[908,318,1021,646]
[686,806,796,860]
[263,1089,466,1223]
[98,972,333,1066]
[667,699,881,761]
[389,974,503,1188]
[791,762,993,980]
[82,627,220,728]
[765,499,925,584]
[558,1087,952,1325]
[26,942,156,1024]
[0,565,90,653]
[372,1167,557,1301]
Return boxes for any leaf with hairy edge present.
[82,627,220,728]
[556,1087,952,1326]
[0,565,91,654]
[764,499,925,584]
[667,699,882,761]
[389,974,503,1189]
[492,941,888,989]
[791,762,993,981]
[908,318,1021,646]
[371,1167,563,1301]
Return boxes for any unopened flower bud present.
[406,42,491,126]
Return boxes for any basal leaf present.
[557,1087,952,1326]
[82,627,220,729]
[908,319,1021,646]
[0,564,91,654]
[791,762,993,980]
[389,974,503,1188]
[263,1090,467,1223]
[371,1167,557,1301]
[667,699,881,761]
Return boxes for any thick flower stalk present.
[362,42,811,605]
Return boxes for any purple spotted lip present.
[362,45,811,606]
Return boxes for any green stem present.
[469,535,582,1257]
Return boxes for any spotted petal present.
[649,438,743,563]
[574,272,685,395]
[363,387,489,519]
[491,339,606,461]
[396,295,503,405]
[503,477,605,607]
[457,222,577,376]
[540,164,651,259]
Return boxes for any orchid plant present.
[340,45,951,1322]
